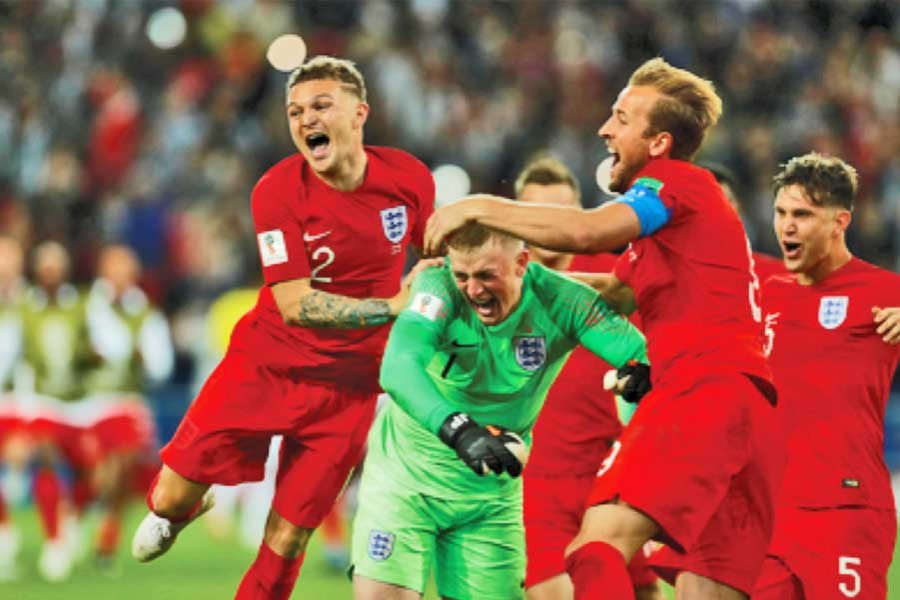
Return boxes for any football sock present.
[71,475,94,514]
[320,501,344,545]
[145,471,203,523]
[0,489,7,524]
[97,514,120,556]
[33,468,62,540]
[565,541,635,600]
[235,543,303,600]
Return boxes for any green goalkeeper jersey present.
[376,261,647,499]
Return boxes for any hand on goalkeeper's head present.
[438,413,528,477]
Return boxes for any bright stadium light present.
[266,34,307,72]
[146,7,187,50]
[595,155,619,197]
[432,164,471,208]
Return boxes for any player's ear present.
[834,209,851,236]
[648,131,673,158]
[353,101,370,129]
[515,247,529,275]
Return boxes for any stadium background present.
[1,0,899,597]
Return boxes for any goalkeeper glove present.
[608,360,652,404]
[438,412,527,477]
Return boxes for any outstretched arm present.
[423,195,641,257]
[270,257,443,329]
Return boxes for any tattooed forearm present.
[294,290,393,328]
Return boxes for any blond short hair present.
[448,222,524,254]
[286,55,367,103]
[629,58,722,160]
[514,155,581,204]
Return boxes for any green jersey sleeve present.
[379,266,459,434]
[538,266,648,367]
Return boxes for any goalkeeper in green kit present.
[351,223,649,600]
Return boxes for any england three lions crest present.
[380,206,408,243]
[368,529,395,561]
[818,296,849,329]
[514,336,546,371]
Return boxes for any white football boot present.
[0,524,21,581]
[37,537,74,582]
[131,490,215,562]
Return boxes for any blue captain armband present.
[613,177,672,236]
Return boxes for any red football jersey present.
[527,252,635,477]
[752,251,788,286]
[762,258,900,509]
[613,159,770,384]
[244,146,434,393]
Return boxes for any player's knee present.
[263,511,313,558]
[150,481,202,518]
[565,502,655,560]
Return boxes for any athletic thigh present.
[523,474,592,588]
[351,466,436,595]
[271,387,376,527]
[589,373,779,557]
[436,494,525,600]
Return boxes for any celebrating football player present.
[131,56,434,600]
[753,153,900,600]
[351,222,648,600]
[425,58,781,599]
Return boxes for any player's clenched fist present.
[439,412,528,477]
[604,360,652,404]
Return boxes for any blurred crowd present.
[2,1,898,323]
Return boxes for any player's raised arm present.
[424,195,640,257]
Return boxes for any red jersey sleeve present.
[251,161,311,285]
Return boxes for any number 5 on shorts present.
[838,556,861,598]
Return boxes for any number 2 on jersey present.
[310,246,335,283]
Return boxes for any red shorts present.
[160,348,377,528]
[587,372,784,595]
[28,402,102,471]
[0,399,26,442]
[89,397,156,455]
[753,506,896,600]
[524,473,658,589]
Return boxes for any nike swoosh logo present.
[451,340,477,348]
[303,230,332,242]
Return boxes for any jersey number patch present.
[310,246,335,283]
[838,556,861,598]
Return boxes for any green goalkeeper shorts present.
[351,461,525,599]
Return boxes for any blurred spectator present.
[2,1,897,297]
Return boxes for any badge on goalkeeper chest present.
[368,529,395,561]
[514,336,546,371]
